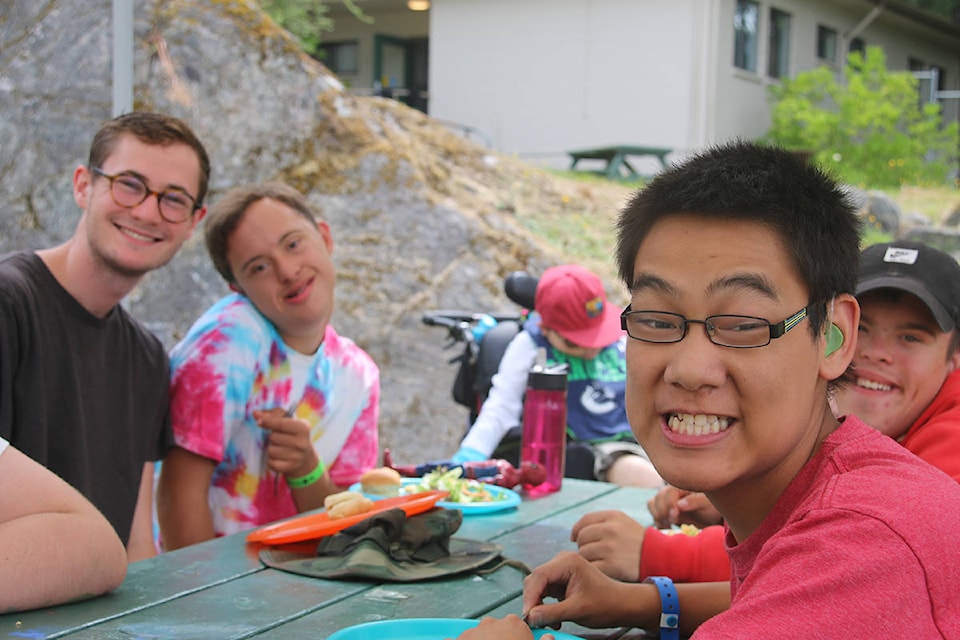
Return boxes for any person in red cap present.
[452,264,663,487]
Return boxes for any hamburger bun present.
[324,490,362,510]
[360,467,402,497]
[324,490,374,520]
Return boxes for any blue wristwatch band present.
[644,576,679,640]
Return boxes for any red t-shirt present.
[639,372,960,583]
[695,418,960,637]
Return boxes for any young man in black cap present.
[839,240,960,478]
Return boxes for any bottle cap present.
[527,364,569,391]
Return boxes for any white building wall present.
[430,0,702,167]
[327,0,958,167]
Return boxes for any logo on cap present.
[883,247,919,265]
[585,297,604,318]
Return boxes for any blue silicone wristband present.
[644,576,679,640]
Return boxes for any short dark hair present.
[204,182,318,284]
[616,141,860,336]
[88,112,211,205]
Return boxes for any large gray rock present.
[0,0,569,462]
[842,186,902,235]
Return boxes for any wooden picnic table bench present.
[568,145,673,180]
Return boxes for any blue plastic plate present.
[327,618,582,640]
[348,478,521,514]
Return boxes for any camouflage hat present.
[260,507,516,582]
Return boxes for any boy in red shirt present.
[458,144,960,639]
[576,239,960,585]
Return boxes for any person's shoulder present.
[934,369,960,402]
[827,416,960,509]
[113,307,167,360]
[322,325,378,372]
[191,294,273,336]
[0,252,43,298]
[171,294,273,360]
[832,416,927,467]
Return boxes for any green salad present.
[402,467,507,503]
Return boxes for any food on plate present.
[383,448,546,488]
[661,523,702,536]
[402,467,508,504]
[359,466,402,497]
[324,490,375,519]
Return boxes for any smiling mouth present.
[667,413,731,436]
[117,224,160,243]
[855,378,893,392]
[285,280,311,300]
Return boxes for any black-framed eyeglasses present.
[90,167,200,223]
[620,303,814,348]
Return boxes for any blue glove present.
[451,446,487,464]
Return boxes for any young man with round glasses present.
[0,112,210,561]
[456,142,960,640]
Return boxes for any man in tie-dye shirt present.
[157,182,379,549]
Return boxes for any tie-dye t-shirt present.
[169,294,379,536]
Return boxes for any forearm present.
[157,495,216,551]
[289,471,340,513]
[594,581,729,636]
[675,582,731,636]
[156,448,217,550]
[0,512,127,612]
[126,464,158,562]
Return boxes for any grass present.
[519,170,958,278]
[885,185,959,224]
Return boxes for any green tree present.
[766,46,959,188]
[257,0,371,56]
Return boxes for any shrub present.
[766,47,959,188]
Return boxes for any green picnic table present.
[568,145,673,180]
[0,479,658,639]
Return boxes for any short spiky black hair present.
[615,140,860,336]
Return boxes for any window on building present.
[816,25,837,63]
[316,41,359,76]
[734,0,759,72]
[768,8,791,79]
[848,37,865,55]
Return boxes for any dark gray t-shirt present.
[0,251,172,543]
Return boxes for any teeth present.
[667,413,730,436]
[856,378,892,392]
[120,227,157,242]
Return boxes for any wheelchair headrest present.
[504,271,538,310]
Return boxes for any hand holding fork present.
[254,402,300,495]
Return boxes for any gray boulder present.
[0,0,578,462]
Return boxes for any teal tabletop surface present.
[0,479,657,640]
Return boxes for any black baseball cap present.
[858,240,960,332]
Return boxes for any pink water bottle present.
[521,361,568,495]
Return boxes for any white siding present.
[430,0,703,167]
[325,0,959,166]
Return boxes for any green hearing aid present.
[825,323,843,356]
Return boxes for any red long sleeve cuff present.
[639,525,731,582]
